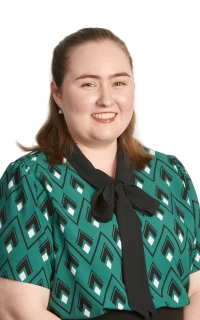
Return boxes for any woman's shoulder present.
[142,148,198,203]
[1,150,46,181]
[1,149,68,180]
[146,147,187,176]
[0,149,72,200]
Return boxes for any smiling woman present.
[50,40,135,163]
[0,27,200,320]
[16,28,152,173]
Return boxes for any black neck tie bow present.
[68,143,160,319]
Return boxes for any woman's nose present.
[96,86,114,107]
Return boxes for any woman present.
[0,27,199,320]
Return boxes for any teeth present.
[92,113,116,119]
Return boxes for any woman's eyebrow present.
[75,72,131,80]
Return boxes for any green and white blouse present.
[0,148,199,319]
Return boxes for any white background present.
[0,0,199,198]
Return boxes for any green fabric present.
[0,149,199,319]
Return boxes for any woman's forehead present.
[68,40,131,74]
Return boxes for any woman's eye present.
[82,83,94,87]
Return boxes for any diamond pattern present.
[0,149,199,319]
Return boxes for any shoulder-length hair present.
[18,27,152,170]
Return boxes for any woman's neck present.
[75,140,117,178]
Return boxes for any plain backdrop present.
[0,0,199,198]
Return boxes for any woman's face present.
[52,40,135,148]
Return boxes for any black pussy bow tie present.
[67,143,160,319]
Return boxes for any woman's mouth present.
[92,112,116,120]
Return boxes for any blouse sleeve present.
[169,155,200,274]
[0,159,54,289]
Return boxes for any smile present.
[92,113,116,119]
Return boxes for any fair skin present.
[0,278,59,320]
[0,40,200,319]
[183,270,200,319]
[51,40,135,176]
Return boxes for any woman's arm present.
[0,278,60,320]
[183,270,200,319]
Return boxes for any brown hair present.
[19,27,152,170]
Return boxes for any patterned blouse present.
[0,148,199,319]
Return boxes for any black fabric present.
[95,308,183,320]
[68,143,160,320]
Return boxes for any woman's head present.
[49,27,136,153]
[21,27,152,169]
[51,35,135,148]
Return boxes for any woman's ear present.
[50,81,62,108]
